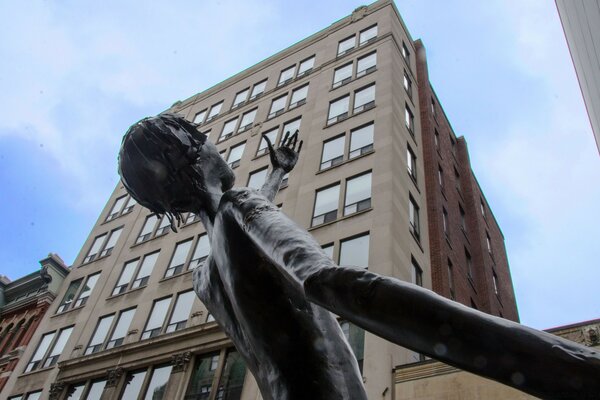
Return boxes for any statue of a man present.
[119,114,600,400]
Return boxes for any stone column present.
[166,351,193,399]
[100,367,124,400]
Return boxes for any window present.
[438,166,444,189]
[185,212,200,225]
[99,227,122,257]
[278,65,295,86]
[74,272,100,307]
[106,308,136,349]
[166,290,195,332]
[281,172,290,189]
[407,145,417,181]
[339,233,370,268]
[186,350,246,400]
[359,24,377,45]
[268,94,288,119]
[25,393,42,400]
[189,234,210,269]
[459,205,466,232]
[403,71,412,97]
[220,117,238,141]
[43,326,73,368]
[155,216,171,237]
[131,251,159,290]
[136,214,159,244]
[297,55,315,77]
[409,195,420,240]
[56,279,82,313]
[289,84,308,108]
[121,370,147,399]
[480,199,486,217]
[26,332,55,371]
[327,96,349,125]
[143,364,173,400]
[493,272,499,295]
[448,259,455,299]
[66,383,85,399]
[486,232,492,254]
[450,135,457,157]
[349,122,374,158]
[312,184,340,226]
[142,297,172,340]
[165,239,193,277]
[338,320,365,373]
[322,243,334,259]
[338,35,356,56]
[85,380,107,400]
[85,314,114,355]
[344,172,372,216]
[248,167,268,189]
[113,259,138,295]
[353,84,375,113]
[232,88,249,109]
[250,79,267,100]
[320,135,345,170]
[106,195,127,221]
[443,208,449,238]
[465,248,473,280]
[431,97,437,118]
[227,142,245,168]
[333,63,353,88]
[405,104,414,135]
[434,129,440,150]
[193,109,207,124]
[256,127,277,156]
[282,117,301,137]
[402,42,410,62]
[238,108,257,132]
[207,101,223,121]
[356,52,376,77]
[411,258,423,286]
[83,233,106,263]
[454,167,461,192]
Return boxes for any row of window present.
[333,51,376,89]
[105,195,136,222]
[337,24,378,56]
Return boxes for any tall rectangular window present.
[121,370,147,400]
[248,167,268,190]
[282,117,301,136]
[99,227,122,258]
[85,314,115,355]
[289,84,309,108]
[297,55,315,76]
[143,365,172,399]
[106,308,136,349]
[480,199,486,217]
[86,380,107,400]
[268,94,288,118]
[349,122,374,159]
[312,184,340,226]
[207,101,223,121]
[83,234,107,263]
[166,290,195,333]
[493,272,499,295]
[227,142,245,169]
[486,232,492,254]
[278,65,295,86]
[338,35,356,55]
[142,297,172,340]
[402,42,410,62]
[137,214,159,244]
[232,88,249,109]
[256,128,277,156]
[113,259,138,295]
[220,117,238,141]
[344,172,372,216]
[405,105,414,135]
[42,326,73,368]
[193,109,207,124]
[438,166,445,189]
[327,96,349,125]
[432,97,437,118]
[465,248,473,280]
[340,233,370,268]
[238,109,257,132]
[359,25,377,45]
[333,63,353,88]
[122,196,136,214]
[434,129,440,150]
[155,216,171,237]
[250,79,267,100]
[106,195,127,221]
[356,52,376,77]
[459,205,466,232]
[403,71,412,97]
[320,135,345,170]
[407,145,417,181]
[56,279,82,313]
[411,258,423,286]
[132,251,159,289]
[74,272,99,307]
[443,208,449,238]
[448,259,455,299]
[189,234,210,269]
[353,84,375,113]
[409,196,420,240]
[25,332,55,372]
[165,239,193,277]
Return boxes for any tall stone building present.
[1,1,518,399]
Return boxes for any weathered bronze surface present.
[119,114,600,400]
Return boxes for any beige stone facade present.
[1,1,523,399]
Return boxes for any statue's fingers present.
[263,133,275,152]
[282,131,290,147]
[292,133,298,150]
[297,140,303,154]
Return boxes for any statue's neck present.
[196,189,223,239]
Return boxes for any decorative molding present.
[106,367,124,387]
[49,382,65,400]
[586,326,600,346]
[171,351,192,373]
[351,6,368,22]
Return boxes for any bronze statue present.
[118,114,600,400]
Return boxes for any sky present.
[0,0,598,330]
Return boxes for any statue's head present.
[118,113,235,222]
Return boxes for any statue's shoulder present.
[220,187,262,207]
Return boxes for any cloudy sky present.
[0,0,598,330]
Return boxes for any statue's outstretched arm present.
[260,130,302,202]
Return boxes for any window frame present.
[327,95,350,125]
[343,171,372,216]
[278,65,296,87]
[353,83,376,113]
[193,109,207,125]
[359,24,378,46]
[337,35,356,56]
[356,51,377,78]
[231,88,250,109]
[297,55,315,77]
[409,195,420,241]
[311,182,341,227]
[206,101,224,121]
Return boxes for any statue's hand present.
[263,130,303,173]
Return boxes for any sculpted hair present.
[118,113,207,230]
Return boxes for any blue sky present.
[0,0,598,330]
